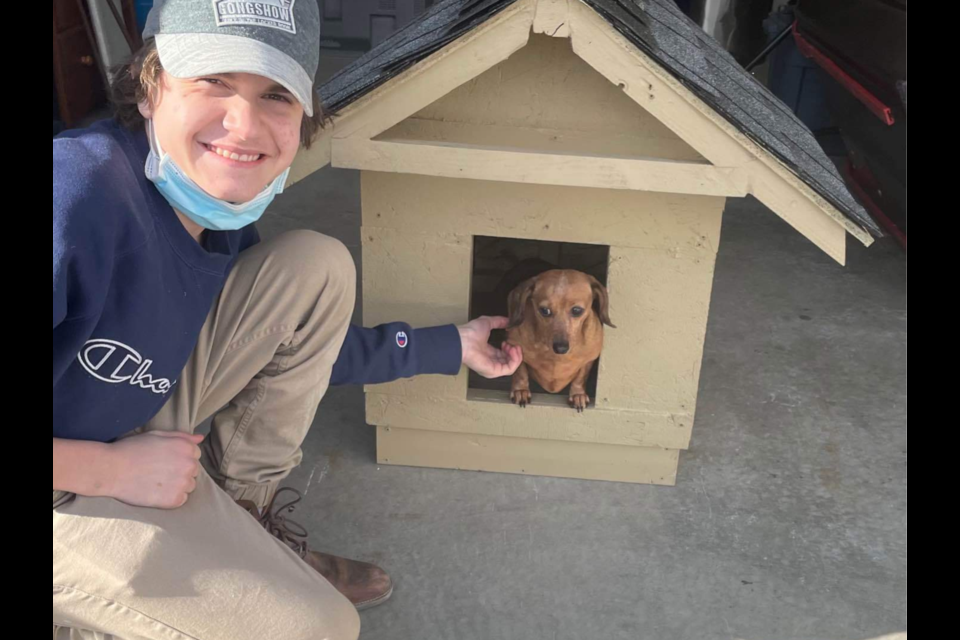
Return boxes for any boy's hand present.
[458,316,524,379]
[106,431,204,509]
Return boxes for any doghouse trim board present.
[377,425,680,485]
[333,137,750,197]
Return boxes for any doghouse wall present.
[360,171,724,451]
[378,34,707,164]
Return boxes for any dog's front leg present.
[511,362,532,408]
[569,360,596,413]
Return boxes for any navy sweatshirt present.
[53,120,462,443]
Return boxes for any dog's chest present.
[528,356,583,393]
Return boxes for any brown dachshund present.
[506,270,615,412]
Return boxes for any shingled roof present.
[320,0,881,238]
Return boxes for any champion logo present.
[77,339,176,396]
[396,331,408,348]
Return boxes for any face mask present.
[144,120,289,231]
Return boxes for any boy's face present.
[140,71,303,203]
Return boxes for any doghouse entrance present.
[468,236,610,406]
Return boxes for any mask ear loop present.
[144,119,167,184]
[146,119,165,158]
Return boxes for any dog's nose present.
[553,342,570,355]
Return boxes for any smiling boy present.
[53,2,521,638]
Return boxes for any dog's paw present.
[511,389,532,408]
[569,393,591,413]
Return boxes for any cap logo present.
[213,0,298,34]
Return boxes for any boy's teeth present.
[210,145,259,162]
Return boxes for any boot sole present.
[355,584,394,611]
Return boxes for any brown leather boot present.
[239,488,394,611]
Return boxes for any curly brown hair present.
[110,39,329,149]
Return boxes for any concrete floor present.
[256,164,907,640]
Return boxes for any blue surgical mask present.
[144,120,290,231]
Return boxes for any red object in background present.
[793,25,895,126]
[793,0,906,248]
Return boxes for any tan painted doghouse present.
[289,0,880,485]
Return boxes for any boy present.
[53,1,522,638]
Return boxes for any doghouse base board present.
[377,426,680,485]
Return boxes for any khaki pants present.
[53,231,361,640]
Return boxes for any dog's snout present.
[553,341,570,355]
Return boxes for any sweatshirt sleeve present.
[330,323,463,386]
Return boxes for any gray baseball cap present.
[143,0,320,116]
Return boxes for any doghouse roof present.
[292,0,880,265]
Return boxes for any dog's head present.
[507,270,615,355]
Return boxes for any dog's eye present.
[539,307,553,318]
[571,307,585,317]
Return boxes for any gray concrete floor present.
[257,165,907,640]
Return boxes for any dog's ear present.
[589,276,616,328]
[507,278,536,329]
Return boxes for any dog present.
[506,269,615,412]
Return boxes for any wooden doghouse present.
[289,0,882,485]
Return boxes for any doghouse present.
[288,0,882,485]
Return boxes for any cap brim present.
[156,33,314,116]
